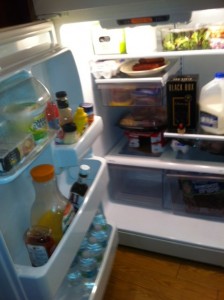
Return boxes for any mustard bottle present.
[73,107,88,136]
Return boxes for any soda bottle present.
[69,164,90,212]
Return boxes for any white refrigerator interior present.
[1,1,224,299]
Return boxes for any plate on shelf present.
[120,60,170,77]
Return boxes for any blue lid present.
[215,72,224,78]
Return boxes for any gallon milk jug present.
[199,72,224,134]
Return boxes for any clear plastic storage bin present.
[98,83,163,107]
[108,165,164,209]
[166,171,224,219]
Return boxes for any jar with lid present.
[30,164,75,245]
[79,103,94,126]
[56,91,73,126]
[62,122,78,144]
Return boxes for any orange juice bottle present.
[30,164,75,245]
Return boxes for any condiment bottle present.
[61,122,78,144]
[30,164,75,244]
[24,225,56,267]
[79,103,94,126]
[45,100,60,130]
[56,91,73,126]
[69,164,90,212]
[73,107,88,136]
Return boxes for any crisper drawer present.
[3,157,107,300]
[166,171,224,219]
[108,164,164,209]
[98,82,163,106]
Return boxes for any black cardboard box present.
[166,75,199,133]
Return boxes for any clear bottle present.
[73,107,88,136]
[199,72,224,134]
[86,236,104,263]
[56,91,73,126]
[78,250,98,279]
[45,100,60,130]
[69,164,90,212]
[89,224,109,248]
[30,164,75,244]
[92,205,108,231]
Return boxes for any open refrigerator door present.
[0,21,118,300]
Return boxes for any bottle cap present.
[62,122,77,132]
[79,103,93,113]
[30,164,55,182]
[55,91,67,98]
[215,72,224,78]
[80,164,90,176]
[57,99,69,109]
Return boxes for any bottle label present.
[200,111,218,129]
[69,192,84,213]
[62,202,75,233]
[26,244,49,267]
[30,112,48,142]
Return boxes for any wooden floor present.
[102,245,224,300]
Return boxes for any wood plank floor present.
[102,245,224,300]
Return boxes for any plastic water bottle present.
[199,72,224,134]
[86,236,104,263]
[92,207,108,231]
[89,224,109,248]
[78,250,98,280]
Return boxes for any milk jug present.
[199,72,224,135]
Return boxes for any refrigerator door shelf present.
[52,116,103,168]
[0,130,56,184]
[54,223,118,300]
[11,156,108,300]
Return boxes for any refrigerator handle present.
[0,232,28,300]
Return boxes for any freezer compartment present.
[166,171,224,219]
[98,82,163,106]
[108,164,164,209]
[0,156,107,300]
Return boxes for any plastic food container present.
[0,133,35,173]
[0,71,50,143]
[161,26,210,51]
[208,24,224,49]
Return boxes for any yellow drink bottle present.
[30,164,75,245]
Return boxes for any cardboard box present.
[166,74,199,133]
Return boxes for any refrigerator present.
[1,0,224,299]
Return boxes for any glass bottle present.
[69,164,90,212]
[30,164,75,244]
[56,91,73,126]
